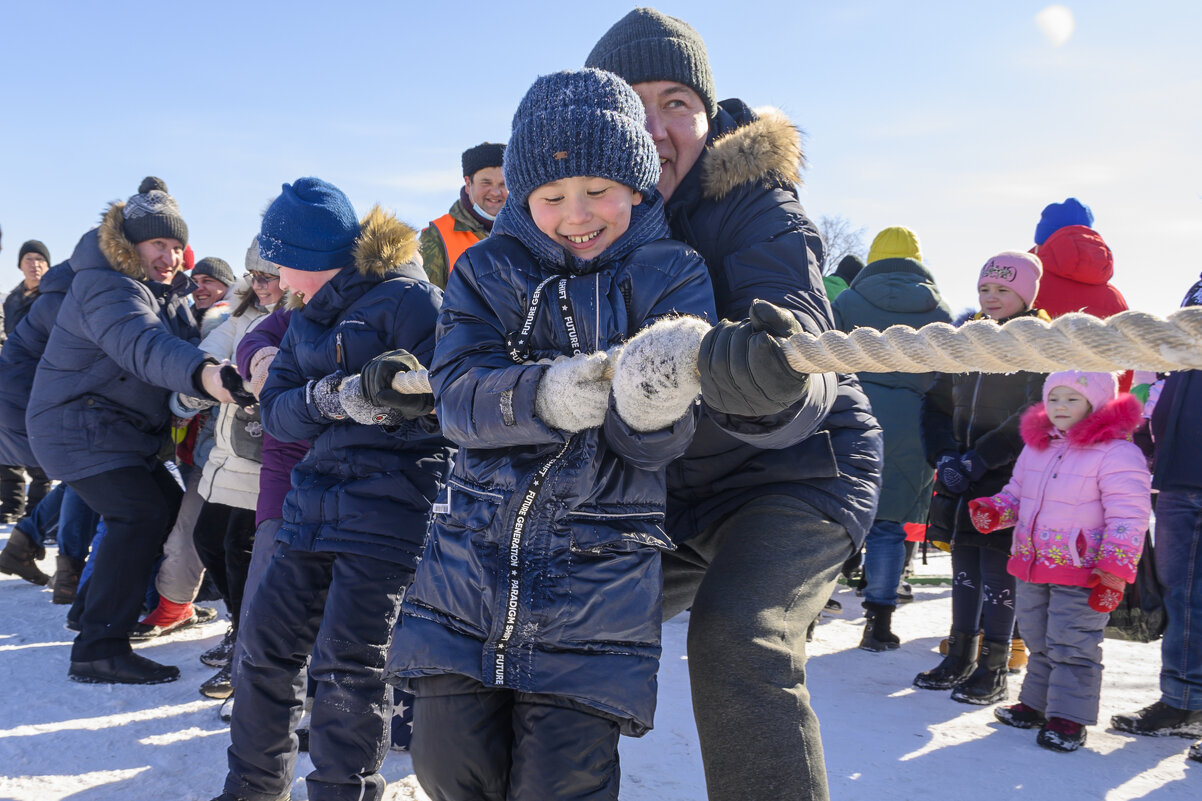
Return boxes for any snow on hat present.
[978,251,1042,309]
[123,176,188,246]
[1034,197,1094,246]
[586,7,717,119]
[258,177,360,272]
[1043,370,1118,412]
[192,256,236,286]
[503,69,660,207]
[866,226,922,264]
[244,235,278,276]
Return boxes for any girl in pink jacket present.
[968,370,1151,752]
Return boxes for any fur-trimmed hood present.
[96,202,148,279]
[1020,393,1142,450]
[702,106,804,200]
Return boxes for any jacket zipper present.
[954,374,985,527]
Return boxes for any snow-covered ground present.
[1,530,1197,800]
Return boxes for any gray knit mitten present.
[612,315,709,432]
[175,392,218,413]
[534,351,613,433]
[310,373,348,420]
[338,373,406,426]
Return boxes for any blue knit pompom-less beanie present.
[1034,197,1094,246]
[258,177,360,272]
[503,69,661,207]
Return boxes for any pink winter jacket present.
[988,395,1151,586]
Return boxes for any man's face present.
[631,81,709,201]
[465,166,508,217]
[19,252,49,286]
[134,238,185,284]
[192,274,229,309]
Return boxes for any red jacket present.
[1031,225,1128,319]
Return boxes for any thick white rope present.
[391,307,1202,395]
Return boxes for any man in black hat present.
[418,141,507,289]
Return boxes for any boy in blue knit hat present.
[214,177,452,801]
[385,68,716,800]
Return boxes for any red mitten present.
[968,498,1004,533]
[1088,569,1126,613]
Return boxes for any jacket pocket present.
[74,396,161,456]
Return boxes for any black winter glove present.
[698,299,810,418]
[360,349,435,420]
[220,365,258,408]
[937,450,986,494]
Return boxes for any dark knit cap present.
[258,177,360,272]
[834,254,865,284]
[586,7,717,119]
[504,69,661,207]
[462,142,507,179]
[18,240,51,265]
[122,176,189,246]
[192,256,236,287]
[1034,197,1094,246]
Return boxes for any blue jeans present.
[863,519,907,606]
[1154,490,1202,711]
[57,485,100,563]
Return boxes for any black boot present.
[859,601,901,652]
[0,526,50,585]
[914,630,979,690]
[951,639,1010,704]
[50,554,85,605]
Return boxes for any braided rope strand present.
[390,308,1202,395]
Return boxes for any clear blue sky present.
[2,1,1199,315]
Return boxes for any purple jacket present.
[236,308,308,526]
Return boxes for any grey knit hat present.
[244,235,279,276]
[192,256,236,287]
[122,176,189,246]
[504,69,661,207]
[586,7,717,119]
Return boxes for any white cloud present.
[1036,5,1076,47]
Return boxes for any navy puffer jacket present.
[27,205,209,481]
[833,257,953,523]
[389,194,716,735]
[259,207,452,568]
[0,260,75,467]
[662,100,882,546]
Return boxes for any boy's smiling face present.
[528,177,642,261]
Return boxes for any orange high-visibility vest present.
[430,214,483,274]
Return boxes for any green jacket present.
[419,198,488,289]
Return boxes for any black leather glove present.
[360,349,435,420]
[698,299,810,417]
[220,365,258,408]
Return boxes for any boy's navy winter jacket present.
[832,256,953,523]
[661,99,882,547]
[259,208,452,569]
[1150,274,1202,492]
[389,194,716,736]
[0,260,74,467]
[27,204,209,482]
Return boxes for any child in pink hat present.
[968,370,1151,752]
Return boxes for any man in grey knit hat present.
[588,9,882,800]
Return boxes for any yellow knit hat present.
[867,226,922,264]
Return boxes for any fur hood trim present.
[353,205,418,278]
[201,301,233,338]
[702,107,804,201]
[97,202,147,280]
[1020,394,1143,450]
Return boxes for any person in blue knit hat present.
[385,68,716,800]
[214,177,453,801]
